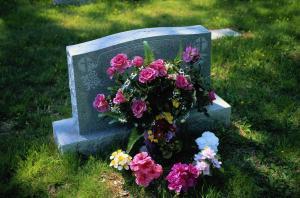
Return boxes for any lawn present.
[0,0,299,197]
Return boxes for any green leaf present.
[174,42,183,64]
[126,127,143,153]
[143,41,155,65]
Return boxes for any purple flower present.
[165,131,175,142]
[208,90,216,102]
[182,46,200,63]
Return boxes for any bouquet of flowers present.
[93,42,221,194]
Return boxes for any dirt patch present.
[99,171,130,198]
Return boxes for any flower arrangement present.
[94,42,222,194]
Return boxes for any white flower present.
[195,131,219,152]
[109,150,132,171]
[196,161,210,175]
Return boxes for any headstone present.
[52,25,231,154]
[210,28,240,40]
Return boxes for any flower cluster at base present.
[94,42,221,194]
[109,131,222,194]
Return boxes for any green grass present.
[0,0,299,197]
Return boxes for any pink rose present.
[113,89,126,104]
[139,68,158,84]
[106,66,116,79]
[175,74,193,90]
[132,56,144,67]
[93,94,109,112]
[149,59,167,77]
[208,90,216,102]
[110,53,131,73]
[131,99,147,118]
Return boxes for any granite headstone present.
[52,25,231,154]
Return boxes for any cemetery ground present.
[0,0,299,197]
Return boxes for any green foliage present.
[0,0,299,197]
[126,127,143,154]
[143,41,155,65]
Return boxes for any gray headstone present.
[52,25,231,154]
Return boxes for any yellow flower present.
[155,112,174,124]
[172,99,180,108]
[147,130,158,143]
[162,112,173,124]
[109,150,132,171]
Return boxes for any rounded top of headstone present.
[67,25,210,56]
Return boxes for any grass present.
[0,0,299,197]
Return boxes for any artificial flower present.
[106,66,116,79]
[166,163,200,193]
[149,59,167,77]
[131,99,147,118]
[110,150,132,170]
[195,160,210,175]
[130,152,163,187]
[138,67,158,83]
[132,56,144,67]
[172,99,180,108]
[93,94,109,112]
[176,74,193,90]
[155,112,173,124]
[147,130,158,143]
[195,131,219,152]
[113,89,127,104]
[110,53,131,73]
[182,46,200,63]
[208,90,216,102]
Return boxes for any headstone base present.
[53,94,230,154]
[53,119,130,154]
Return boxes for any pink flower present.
[130,152,163,187]
[149,59,167,77]
[182,46,200,63]
[166,163,200,193]
[175,74,193,90]
[131,99,147,118]
[208,90,216,102]
[110,53,131,73]
[132,56,144,67]
[139,68,158,84]
[113,89,126,104]
[106,66,116,79]
[93,94,109,112]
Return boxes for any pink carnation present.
[110,53,131,73]
[93,94,109,112]
[132,56,144,67]
[175,74,193,90]
[130,152,163,187]
[139,67,158,84]
[131,99,147,118]
[113,89,126,104]
[149,59,167,77]
[106,66,116,79]
[166,163,200,193]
